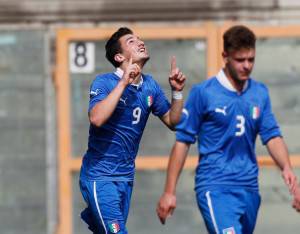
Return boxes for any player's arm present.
[266,136,297,193]
[156,141,190,224]
[160,100,183,131]
[89,58,140,127]
[160,56,186,130]
[292,184,300,212]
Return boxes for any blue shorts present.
[196,188,261,234]
[79,179,133,234]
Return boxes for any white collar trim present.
[114,67,143,88]
[216,69,248,92]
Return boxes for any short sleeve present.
[176,85,205,144]
[259,86,281,145]
[88,76,111,112]
[151,81,171,117]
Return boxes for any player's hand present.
[282,166,297,194]
[169,56,186,91]
[292,184,300,212]
[156,192,176,225]
[292,185,300,212]
[122,57,141,86]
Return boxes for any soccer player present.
[156,25,297,234]
[79,27,186,234]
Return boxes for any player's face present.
[223,48,255,82]
[119,34,149,65]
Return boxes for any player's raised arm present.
[160,56,186,129]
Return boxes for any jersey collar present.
[114,67,144,89]
[216,69,248,93]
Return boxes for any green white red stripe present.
[251,106,260,119]
[146,95,153,107]
[223,227,235,234]
[108,221,120,233]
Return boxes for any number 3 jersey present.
[176,69,281,191]
[80,68,170,181]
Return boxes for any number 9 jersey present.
[176,69,281,192]
[80,69,170,182]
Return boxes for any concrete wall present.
[0,29,49,234]
[0,0,300,23]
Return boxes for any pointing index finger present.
[171,56,177,73]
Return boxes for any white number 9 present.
[132,107,141,124]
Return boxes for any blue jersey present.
[80,71,170,181]
[176,70,281,191]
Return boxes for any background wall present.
[1,0,300,23]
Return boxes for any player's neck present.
[223,69,246,93]
[231,79,245,93]
[132,74,142,85]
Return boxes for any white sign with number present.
[69,42,95,73]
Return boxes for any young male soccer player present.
[156,25,297,234]
[79,27,186,234]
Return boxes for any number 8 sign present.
[69,42,95,73]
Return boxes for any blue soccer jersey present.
[176,69,281,191]
[80,69,170,181]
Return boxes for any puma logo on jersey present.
[90,89,100,97]
[182,108,189,117]
[119,97,127,105]
[215,106,227,116]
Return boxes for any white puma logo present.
[119,97,127,105]
[182,108,189,117]
[215,106,227,116]
[90,89,100,97]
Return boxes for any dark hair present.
[105,27,133,68]
[223,25,256,53]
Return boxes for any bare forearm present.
[89,81,127,127]
[267,137,292,170]
[164,141,189,195]
[160,97,183,130]
[267,137,297,193]
[169,98,184,126]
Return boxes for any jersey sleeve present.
[151,81,171,117]
[88,76,111,112]
[176,85,204,144]
[259,86,282,145]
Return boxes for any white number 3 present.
[235,115,245,136]
[132,107,141,124]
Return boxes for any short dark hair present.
[223,25,256,53]
[105,27,133,68]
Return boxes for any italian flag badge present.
[108,220,120,233]
[146,95,153,107]
[223,227,236,234]
[251,106,260,119]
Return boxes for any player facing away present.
[156,25,297,234]
[79,27,186,234]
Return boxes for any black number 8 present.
[74,42,88,67]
